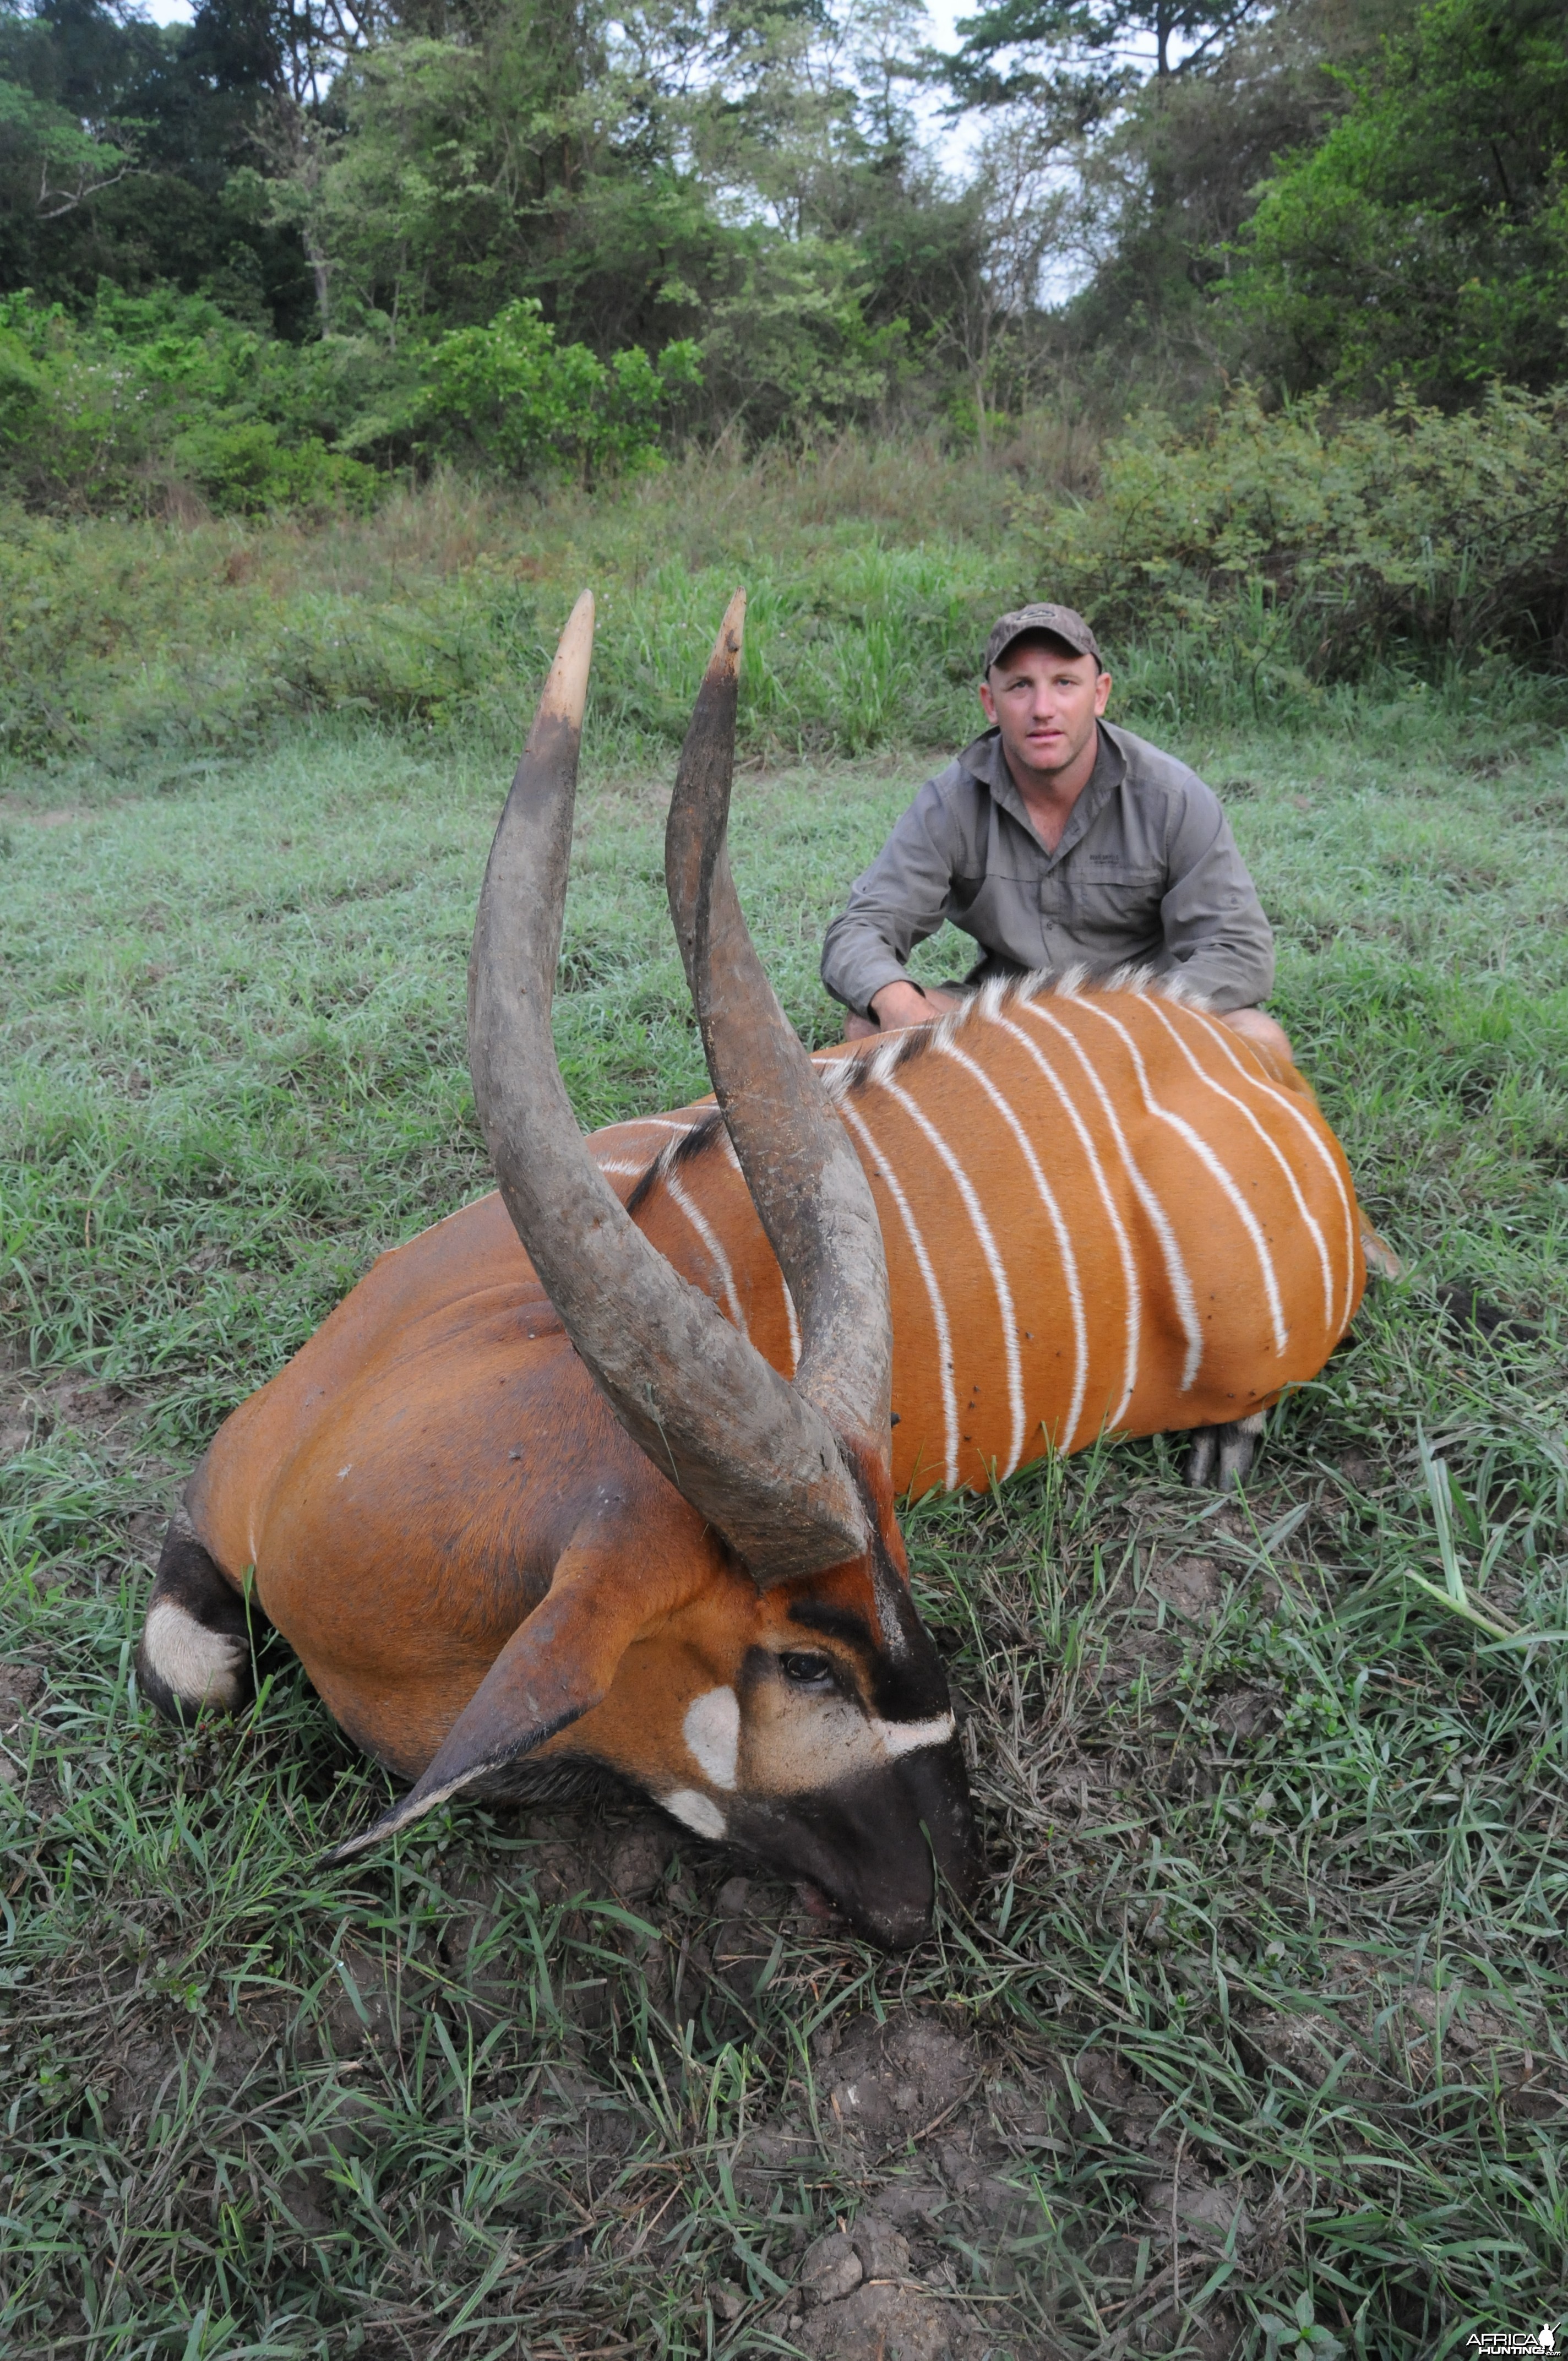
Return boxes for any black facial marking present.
[788,1601,875,1650]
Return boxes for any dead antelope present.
[136,592,1370,1946]
[138,591,978,1947]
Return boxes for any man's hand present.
[1216,1005,1293,1065]
[870,980,959,1031]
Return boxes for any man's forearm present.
[1159,932,1276,1013]
[820,777,962,1017]
[820,912,923,1020]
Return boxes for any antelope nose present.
[900,1739,982,1909]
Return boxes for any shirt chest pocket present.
[1065,860,1168,951]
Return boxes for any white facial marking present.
[870,1712,956,1759]
[683,1687,741,1790]
[663,1788,727,1840]
[747,1689,958,1794]
[141,1599,245,1709]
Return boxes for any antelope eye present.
[779,1650,835,1690]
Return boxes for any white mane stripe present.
[878,1075,1027,1479]
[1182,1009,1358,1336]
[1141,998,1335,1332]
[595,1157,650,1177]
[1077,1000,1288,1360]
[938,1041,1090,1456]
[841,1102,959,1490]
[1021,1000,1206,1392]
[665,1169,748,1336]
[994,1012,1142,1428]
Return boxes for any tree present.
[946,0,1266,107]
[1233,0,1568,399]
[0,1,319,329]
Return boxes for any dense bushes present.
[425,302,701,482]
[1036,384,1568,683]
[4,393,1567,774]
[0,286,703,515]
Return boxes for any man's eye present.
[779,1651,835,1689]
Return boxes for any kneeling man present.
[822,603,1288,1061]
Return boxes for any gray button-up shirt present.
[821,720,1275,1018]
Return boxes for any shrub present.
[167,419,378,517]
[420,300,702,481]
[1230,0,1568,402]
[0,289,701,515]
[1030,383,1568,682]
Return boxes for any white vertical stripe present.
[841,1102,959,1491]
[596,1116,694,1160]
[1021,1000,1206,1391]
[1183,1009,1359,1336]
[664,1169,748,1336]
[1141,999,1335,1332]
[937,1041,1091,1456]
[876,1078,1027,1478]
[1076,1001,1288,1359]
[995,1013,1142,1427]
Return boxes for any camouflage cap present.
[984,602,1103,674]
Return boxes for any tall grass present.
[3,683,1568,2353]
[7,426,1565,782]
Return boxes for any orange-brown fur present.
[189,977,1364,1781]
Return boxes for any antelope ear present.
[319,1542,648,1867]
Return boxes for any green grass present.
[3,667,1568,2357]
[8,438,1566,786]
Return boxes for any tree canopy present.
[0,0,1561,508]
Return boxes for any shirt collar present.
[957,723,1126,866]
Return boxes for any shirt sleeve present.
[820,776,968,1017]
[1153,780,1275,1011]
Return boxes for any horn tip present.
[707,586,746,678]
[534,589,596,730]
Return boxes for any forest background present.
[0,0,1565,765]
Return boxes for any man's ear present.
[320,1534,654,1865]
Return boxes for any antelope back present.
[606,973,1365,1493]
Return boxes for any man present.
[821,603,1289,1060]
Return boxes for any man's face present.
[979,638,1111,785]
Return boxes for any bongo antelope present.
[136,592,1370,1946]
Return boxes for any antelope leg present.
[318,1502,683,1866]
[137,1506,263,1723]
[1184,1413,1265,1493]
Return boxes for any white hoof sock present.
[140,1597,248,1711]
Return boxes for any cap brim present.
[990,628,1097,668]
